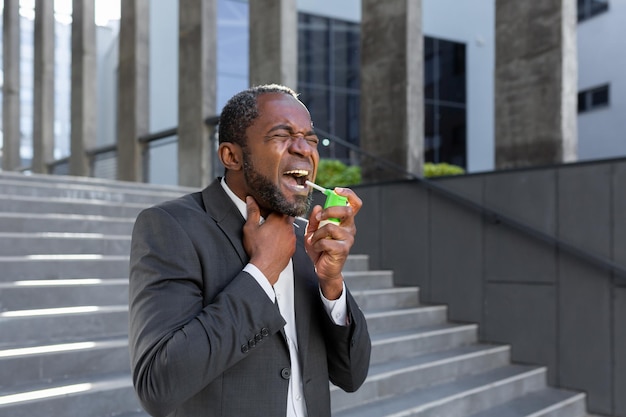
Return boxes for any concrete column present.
[70,0,97,177]
[117,0,150,182]
[178,0,217,188]
[249,0,297,89]
[360,0,423,181]
[2,0,21,171]
[495,0,577,169]
[32,0,55,174]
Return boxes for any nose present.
[288,135,315,157]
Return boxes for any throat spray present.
[305,180,348,227]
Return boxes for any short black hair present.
[218,84,300,148]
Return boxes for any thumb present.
[246,196,260,224]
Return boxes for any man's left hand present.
[305,187,362,300]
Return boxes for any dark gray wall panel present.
[352,185,383,270]
[483,169,558,283]
[429,176,484,323]
[558,164,611,258]
[485,225,557,283]
[558,257,612,414]
[380,182,430,289]
[614,162,626,277]
[484,282,557,382]
[615,288,626,417]
[484,169,557,234]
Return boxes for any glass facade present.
[298,15,468,168]
[297,13,360,164]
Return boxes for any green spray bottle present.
[305,180,348,227]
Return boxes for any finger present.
[307,205,323,233]
[246,196,260,225]
[333,187,362,216]
[322,204,354,226]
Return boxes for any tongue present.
[284,175,299,187]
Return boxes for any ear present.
[218,142,243,171]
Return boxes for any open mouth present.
[283,169,310,190]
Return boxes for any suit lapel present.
[201,179,249,265]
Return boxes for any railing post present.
[178,0,217,188]
[32,0,56,174]
[249,0,297,89]
[2,0,21,171]
[70,0,97,177]
[117,0,150,182]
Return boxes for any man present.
[129,84,371,417]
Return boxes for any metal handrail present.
[38,120,626,282]
[314,128,626,282]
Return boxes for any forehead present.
[254,93,313,129]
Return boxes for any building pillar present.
[178,0,217,188]
[360,0,423,181]
[249,0,297,89]
[32,0,55,174]
[2,0,21,171]
[117,0,150,182]
[495,0,577,168]
[70,0,97,177]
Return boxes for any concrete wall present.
[351,157,626,416]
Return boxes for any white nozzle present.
[305,180,328,194]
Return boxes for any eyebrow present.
[267,124,316,137]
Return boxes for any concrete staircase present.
[0,172,589,417]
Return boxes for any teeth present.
[283,170,309,177]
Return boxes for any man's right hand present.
[243,196,296,285]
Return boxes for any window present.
[424,37,467,168]
[578,84,610,113]
[578,0,608,22]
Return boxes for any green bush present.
[314,160,464,186]
[315,159,362,188]
[423,162,465,178]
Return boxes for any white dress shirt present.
[220,179,348,417]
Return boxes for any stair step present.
[0,305,128,347]
[0,177,187,205]
[0,195,147,218]
[0,255,129,281]
[353,287,420,311]
[0,279,128,311]
[342,254,370,272]
[0,374,142,417]
[332,344,511,413]
[466,387,587,417]
[0,171,195,194]
[0,338,129,391]
[365,306,449,334]
[0,233,131,256]
[0,213,135,234]
[371,324,479,364]
[344,270,395,290]
[333,365,547,417]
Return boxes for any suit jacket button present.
[248,339,256,348]
[241,344,249,354]
[255,333,263,342]
[261,328,269,337]
[280,367,291,380]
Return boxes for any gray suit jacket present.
[129,179,371,417]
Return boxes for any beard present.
[242,150,312,217]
